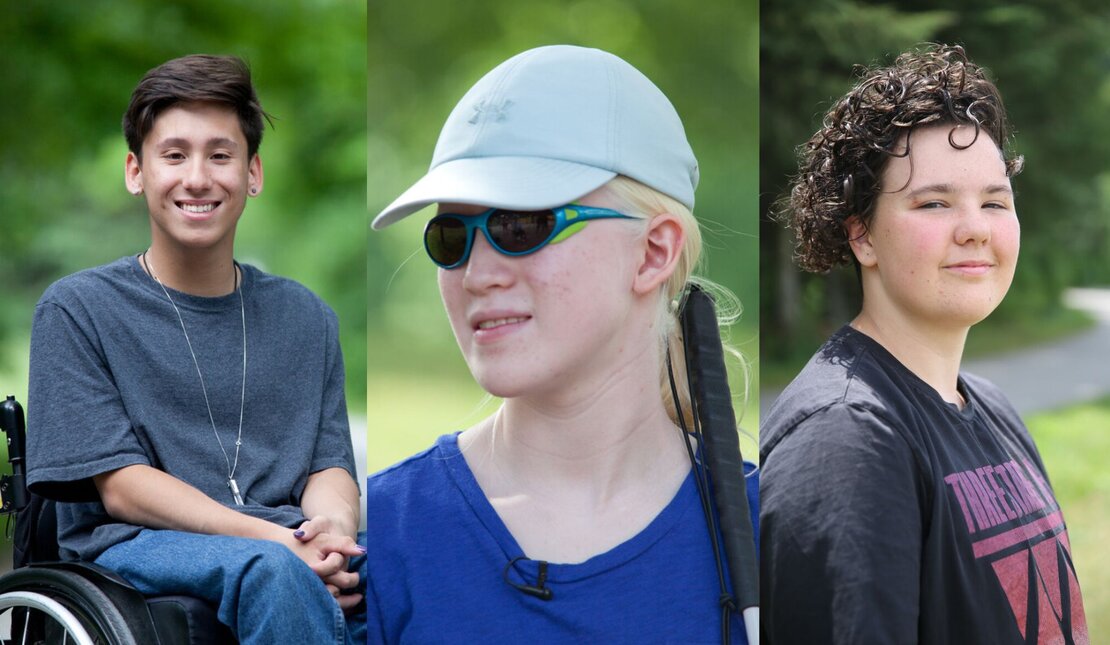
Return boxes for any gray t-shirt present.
[26,255,356,561]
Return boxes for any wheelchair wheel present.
[0,568,137,645]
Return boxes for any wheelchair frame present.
[0,395,235,645]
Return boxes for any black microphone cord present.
[503,556,554,601]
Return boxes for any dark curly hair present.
[777,44,1024,273]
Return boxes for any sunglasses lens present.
[425,217,469,266]
[487,210,556,253]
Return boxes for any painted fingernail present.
[356,545,367,553]
[294,530,305,538]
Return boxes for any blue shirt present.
[366,433,758,643]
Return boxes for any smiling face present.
[436,188,653,400]
[125,101,262,258]
[849,124,1020,332]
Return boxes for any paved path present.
[761,288,1110,417]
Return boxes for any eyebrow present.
[155,137,241,150]
[906,183,1013,199]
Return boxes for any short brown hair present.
[123,54,272,161]
[777,44,1023,273]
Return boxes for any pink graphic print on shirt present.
[944,458,1088,644]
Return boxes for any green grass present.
[367,372,500,473]
[1026,397,1110,641]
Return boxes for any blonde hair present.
[601,176,748,429]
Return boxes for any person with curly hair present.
[760,44,1089,643]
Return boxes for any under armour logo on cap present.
[372,45,699,229]
[468,99,514,124]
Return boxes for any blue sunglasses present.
[423,204,636,269]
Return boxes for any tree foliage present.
[0,1,367,408]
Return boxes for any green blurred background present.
[0,1,366,567]
[761,0,1110,379]
[760,0,1110,636]
[366,0,761,473]
[3,0,1101,630]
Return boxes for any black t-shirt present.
[760,326,1088,644]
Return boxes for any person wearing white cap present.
[366,45,757,643]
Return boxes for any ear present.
[632,213,685,295]
[124,152,143,195]
[248,154,264,197]
[844,215,877,268]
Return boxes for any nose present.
[182,158,212,192]
[954,203,991,246]
[461,232,514,293]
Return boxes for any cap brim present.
[372,157,617,229]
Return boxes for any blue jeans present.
[95,528,367,645]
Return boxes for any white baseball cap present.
[372,45,699,229]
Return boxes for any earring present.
[249,187,258,195]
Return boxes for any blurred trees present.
[0,1,367,408]
[761,0,1110,373]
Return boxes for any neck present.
[851,305,968,406]
[461,342,689,506]
[143,244,237,297]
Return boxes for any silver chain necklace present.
[142,251,247,505]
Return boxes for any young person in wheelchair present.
[25,54,365,644]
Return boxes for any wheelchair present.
[0,396,236,644]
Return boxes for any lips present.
[477,316,529,330]
[176,200,220,218]
[944,260,994,276]
[469,310,532,343]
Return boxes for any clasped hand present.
[284,516,364,611]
